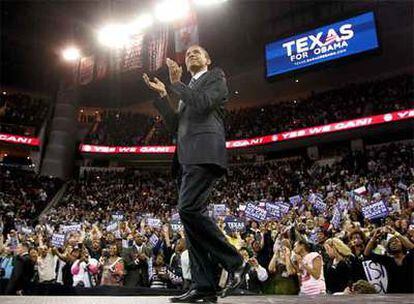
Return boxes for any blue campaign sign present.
[362,201,388,220]
[224,216,246,233]
[265,12,379,77]
[245,203,267,222]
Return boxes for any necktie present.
[188,77,196,89]
[178,78,196,112]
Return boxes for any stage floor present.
[1,295,413,304]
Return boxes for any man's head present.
[239,247,251,262]
[175,238,186,253]
[16,242,29,256]
[185,45,211,74]
[38,245,48,258]
[134,234,144,246]
[386,236,403,255]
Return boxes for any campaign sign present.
[213,204,227,217]
[147,218,162,229]
[289,195,302,205]
[362,201,388,220]
[276,201,291,215]
[106,221,118,232]
[170,219,183,232]
[61,224,81,233]
[266,203,281,219]
[265,12,379,77]
[363,260,388,293]
[313,195,327,212]
[149,234,159,247]
[171,212,180,221]
[331,208,342,229]
[224,216,246,233]
[21,227,33,235]
[245,203,267,221]
[51,233,66,248]
[112,211,124,221]
[378,187,392,196]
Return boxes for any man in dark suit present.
[143,45,248,303]
[122,234,151,287]
[6,242,35,295]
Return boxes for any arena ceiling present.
[1,1,413,109]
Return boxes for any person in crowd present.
[348,230,367,282]
[343,280,377,295]
[238,247,268,293]
[122,237,150,288]
[293,239,326,295]
[5,242,35,295]
[364,226,414,293]
[37,245,57,284]
[323,238,353,294]
[267,238,299,295]
[99,244,125,286]
[149,253,182,289]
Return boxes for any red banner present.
[80,145,176,154]
[80,109,414,154]
[0,133,40,146]
[79,56,95,85]
[2,109,413,151]
[123,34,145,72]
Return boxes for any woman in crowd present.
[292,239,326,295]
[149,253,182,289]
[323,238,353,294]
[267,238,299,295]
[99,244,125,286]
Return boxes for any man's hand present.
[166,58,182,84]
[143,73,167,98]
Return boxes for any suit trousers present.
[177,164,243,291]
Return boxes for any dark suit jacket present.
[6,253,34,294]
[153,67,229,172]
[122,246,150,287]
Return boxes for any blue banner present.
[224,216,246,233]
[289,195,302,206]
[362,201,388,220]
[266,203,281,219]
[245,203,267,222]
[265,12,379,77]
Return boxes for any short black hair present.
[297,239,312,252]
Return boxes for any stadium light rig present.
[97,0,228,48]
[193,0,229,6]
[155,0,190,23]
[62,47,81,61]
[98,24,131,48]
[129,13,154,34]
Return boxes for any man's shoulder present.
[207,67,226,79]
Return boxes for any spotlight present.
[62,47,81,61]
[2,91,6,95]
[155,0,190,23]
[98,24,130,48]
[129,13,154,34]
[295,79,299,83]
[194,0,228,6]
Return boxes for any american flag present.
[148,25,169,72]
[324,31,340,45]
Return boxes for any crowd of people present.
[82,73,413,146]
[0,93,50,136]
[225,74,413,139]
[0,167,61,228]
[1,141,413,296]
[83,111,154,146]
